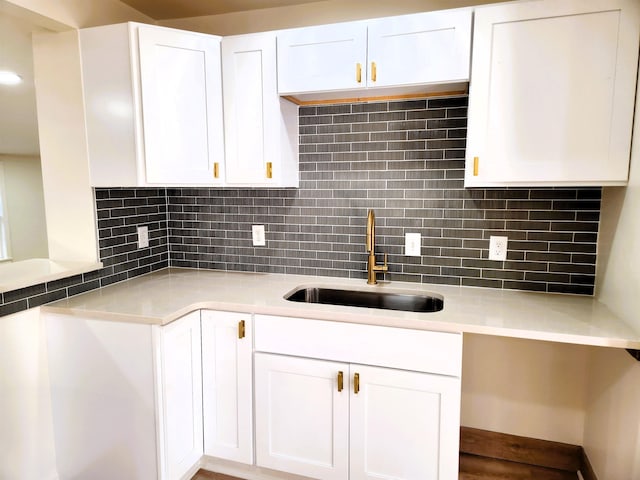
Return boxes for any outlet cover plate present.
[405,233,421,256]
[252,225,266,246]
[137,226,149,249]
[489,235,508,261]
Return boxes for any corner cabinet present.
[254,315,462,480]
[44,310,253,480]
[80,23,225,187]
[221,32,298,187]
[276,9,471,97]
[201,310,253,464]
[156,311,204,480]
[465,0,640,187]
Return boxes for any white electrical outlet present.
[252,225,266,246]
[405,233,421,256]
[137,226,149,249]
[489,235,508,261]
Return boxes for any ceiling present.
[119,0,326,20]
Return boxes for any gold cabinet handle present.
[356,63,362,83]
[371,61,377,82]
[238,320,246,339]
[213,162,220,179]
[266,161,273,179]
[337,371,344,392]
[473,156,479,176]
[354,373,360,394]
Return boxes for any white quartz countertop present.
[42,267,640,349]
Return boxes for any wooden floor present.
[191,454,579,480]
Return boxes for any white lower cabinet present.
[255,353,349,480]
[254,315,462,480]
[156,311,204,480]
[45,309,252,480]
[201,310,253,464]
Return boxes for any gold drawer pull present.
[356,63,362,83]
[213,162,220,179]
[354,372,360,394]
[238,320,245,339]
[266,161,273,179]
[473,156,479,176]
[337,371,344,392]
[371,61,377,82]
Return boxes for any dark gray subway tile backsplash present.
[0,188,169,317]
[168,96,599,295]
[0,95,600,317]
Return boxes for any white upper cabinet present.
[465,0,640,187]
[80,23,225,187]
[277,22,368,95]
[367,9,471,88]
[277,9,471,98]
[222,32,299,187]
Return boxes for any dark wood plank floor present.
[191,454,579,480]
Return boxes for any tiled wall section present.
[0,95,602,317]
[0,188,169,317]
[168,96,601,295]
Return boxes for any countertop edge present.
[41,298,640,350]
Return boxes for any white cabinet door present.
[254,353,350,480]
[138,25,224,185]
[222,33,298,187]
[201,310,253,464]
[277,21,368,94]
[465,0,640,186]
[157,311,203,480]
[350,365,461,480]
[276,10,471,96]
[367,9,471,88]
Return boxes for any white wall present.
[583,347,640,480]
[462,335,589,445]
[1,0,153,30]
[1,155,48,261]
[32,29,101,263]
[0,308,57,480]
[585,45,640,480]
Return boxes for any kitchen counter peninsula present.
[43,267,640,349]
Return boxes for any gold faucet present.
[366,209,388,285]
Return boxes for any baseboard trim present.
[460,427,598,479]
[580,447,598,480]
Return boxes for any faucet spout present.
[366,209,388,285]
[366,210,375,253]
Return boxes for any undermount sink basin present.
[285,287,444,313]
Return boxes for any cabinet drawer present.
[254,315,462,377]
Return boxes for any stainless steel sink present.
[284,287,444,313]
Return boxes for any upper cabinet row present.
[78,0,640,189]
[277,9,471,99]
[80,24,297,188]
